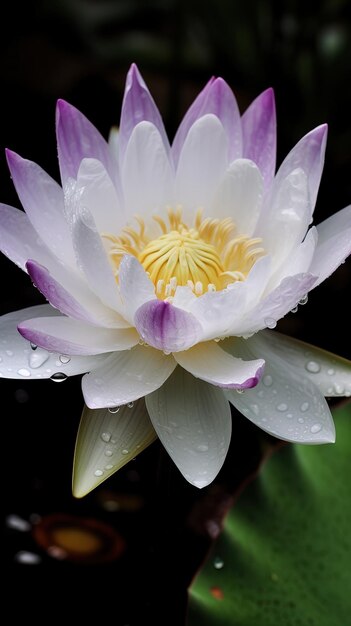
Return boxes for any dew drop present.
[108,406,120,414]
[291,305,299,313]
[276,403,288,412]
[264,317,277,329]
[263,375,273,387]
[197,444,209,452]
[286,413,293,419]
[305,360,321,373]
[127,402,134,409]
[236,388,245,394]
[299,294,308,306]
[250,404,260,416]
[327,368,335,376]
[300,401,309,412]
[94,469,104,477]
[101,432,111,443]
[105,464,114,470]
[104,449,113,457]
[334,383,345,394]
[213,556,224,570]
[298,417,305,424]
[30,342,37,351]
[59,354,71,364]
[28,348,49,369]
[17,368,31,378]
[311,423,322,434]
[50,372,68,383]
[122,449,129,455]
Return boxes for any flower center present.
[103,208,264,299]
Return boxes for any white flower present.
[1,64,351,497]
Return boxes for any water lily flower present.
[1,64,351,497]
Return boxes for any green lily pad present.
[187,402,351,626]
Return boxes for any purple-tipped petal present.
[174,341,265,389]
[274,124,328,213]
[5,150,75,266]
[56,99,119,192]
[18,316,138,356]
[242,87,277,191]
[119,63,170,162]
[26,259,128,328]
[0,203,57,272]
[172,77,242,165]
[134,299,202,353]
[0,304,106,379]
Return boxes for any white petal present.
[211,159,263,235]
[309,205,351,287]
[224,335,335,444]
[72,400,157,498]
[230,273,316,336]
[146,367,232,487]
[118,255,156,324]
[0,305,106,379]
[257,330,351,398]
[175,115,228,221]
[186,256,271,341]
[72,205,124,313]
[18,316,139,355]
[174,341,264,389]
[121,121,174,223]
[74,158,125,236]
[255,168,310,270]
[82,345,176,408]
[267,227,318,290]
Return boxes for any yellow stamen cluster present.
[102,208,264,299]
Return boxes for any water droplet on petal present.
[108,406,120,414]
[299,294,308,306]
[250,404,260,416]
[50,372,68,383]
[311,423,322,434]
[105,464,114,470]
[30,342,37,351]
[122,449,129,455]
[236,388,245,394]
[305,360,321,373]
[94,469,104,477]
[101,432,111,443]
[263,375,273,387]
[28,348,49,369]
[334,383,344,394]
[298,417,305,424]
[276,403,288,412]
[300,402,309,412]
[291,305,299,313]
[327,368,335,376]
[59,354,71,364]
[17,368,31,378]
[264,317,277,329]
[127,402,134,409]
[213,556,224,569]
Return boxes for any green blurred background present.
[1,1,350,624]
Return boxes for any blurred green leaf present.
[187,402,351,626]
